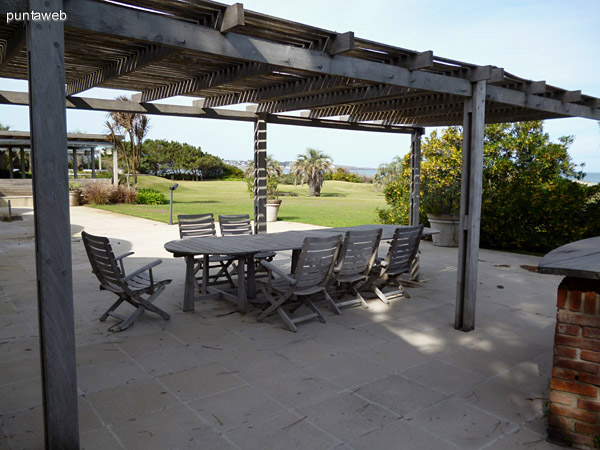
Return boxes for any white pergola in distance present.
[1,1,599,447]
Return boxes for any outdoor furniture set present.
[83,216,425,332]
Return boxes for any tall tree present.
[294,148,332,197]
[105,96,150,185]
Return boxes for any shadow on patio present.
[0,207,562,449]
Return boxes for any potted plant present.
[266,176,282,222]
[68,182,82,206]
[422,171,461,247]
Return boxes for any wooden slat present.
[0,23,25,69]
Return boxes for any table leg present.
[237,256,247,314]
[291,249,300,274]
[246,256,256,300]
[202,254,209,295]
[183,256,196,312]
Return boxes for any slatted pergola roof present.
[1,0,598,126]
[1,2,599,448]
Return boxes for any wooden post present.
[409,129,423,226]
[112,147,118,185]
[455,80,486,332]
[27,0,80,448]
[253,113,267,234]
[90,147,96,178]
[72,148,77,179]
[20,147,25,178]
[8,147,14,178]
[409,129,423,281]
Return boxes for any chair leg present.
[100,297,125,322]
[352,286,369,308]
[325,290,342,315]
[308,295,328,322]
[116,306,145,331]
[135,285,171,320]
[257,286,291,322]
[373,286,390,304]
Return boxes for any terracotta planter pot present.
[69,191,81,206]
[427,214,459,247]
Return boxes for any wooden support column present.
[409,128,423,281]
[455,80,486,332]
[90,147,96,178]
[8,147,14,178]
[20,147,25,178]
[112,148,118,185]
[409,129,423,226]
[253,113,267,234]
[27,0,80,448]
[72,148,77,179]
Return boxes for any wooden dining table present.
[164,225,438,313]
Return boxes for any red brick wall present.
[549,277,600,448]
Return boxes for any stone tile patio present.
[0,207,563,449]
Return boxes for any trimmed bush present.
[81,183,113,205]
[110,185,137,204]
[136,187,168,205]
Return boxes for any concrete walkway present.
[0,207,563,449]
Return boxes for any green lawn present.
[91,175,387,227]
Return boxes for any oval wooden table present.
[164,225,438,313]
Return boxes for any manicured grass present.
[91,175,387,227]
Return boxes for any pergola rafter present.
[0,1,599,448]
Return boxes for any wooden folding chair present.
[327,228,382,314]
[365,225,423,303]
[178,214,236,288]
[218,214,276,264]
[256,235,342,332]
[81,231,171,331]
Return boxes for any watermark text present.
[6,10,67,24]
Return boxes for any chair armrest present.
[259,260,296,285]
[115,252,135,262]
[122,259,162,282]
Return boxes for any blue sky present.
[0,0,598,171]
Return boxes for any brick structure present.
[548,277,600,448]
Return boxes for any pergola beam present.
[66,44,178,96]
[64,0,473,98]
[257,85,414,113]
[220,3,244,33]
[0,89,420,133]
[137,61,272,103]
[201,74,357,108]
[0,23,25,69]
[328,32,355,55]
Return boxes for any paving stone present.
[111,404,217,450]
[252,367,341,410]
[85,379,179,425]
[157,362,245,401]
[400,359,486,395]
[225,412,341,450]
[190,384,286,432]
[77,358,150,394]
[407,398,517,450]
[484,426,563,449]
[303,352,390,389]
[354,374,445,416]
[297,392,399,442]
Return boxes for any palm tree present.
[294,148,332,197]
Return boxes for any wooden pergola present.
[1,1,599,447]
[0,130,115,180]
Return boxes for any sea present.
[343,169,600,184]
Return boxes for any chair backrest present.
[294,235,342,290]
[337,228,382,278]
[219,214,253,236]
[178,214,216,239]
[383,225,424,275]
[81,231,124,292]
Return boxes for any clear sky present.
[0,0,598,171]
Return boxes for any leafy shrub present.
[110,185,137,204]
[325,168,364,183]
[136,187,168,205]
[80,183,113,205]
[378,122,596,253]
